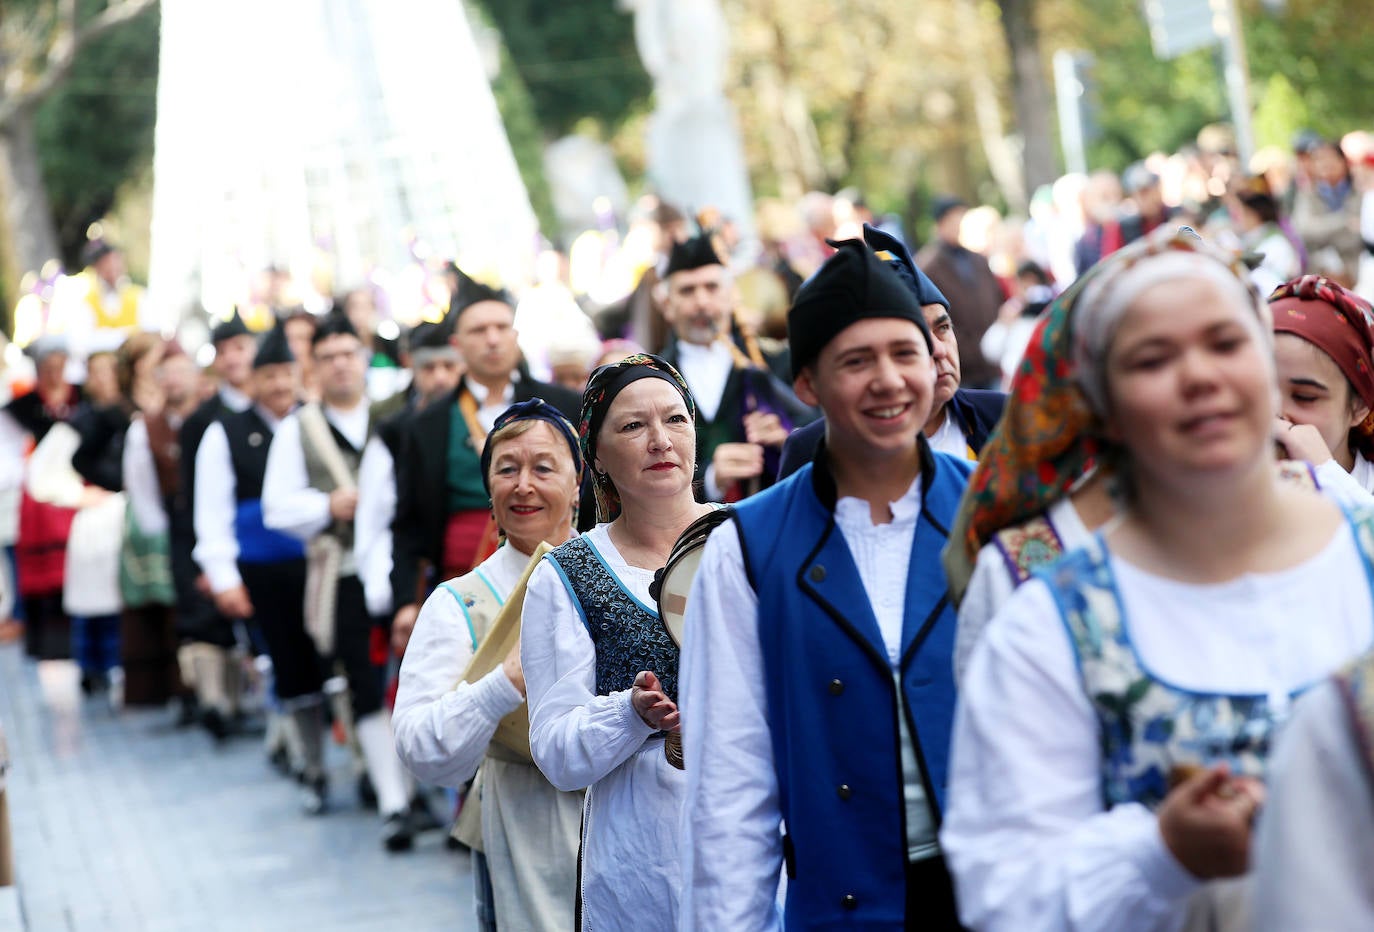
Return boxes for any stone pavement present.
[0,644,477,931]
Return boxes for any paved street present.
[0,644,476,931]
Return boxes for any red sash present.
[442,509,496,580]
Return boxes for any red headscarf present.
[1270,275,1374,452]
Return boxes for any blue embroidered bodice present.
[1038,514,1374,811]
[546,535,680,702]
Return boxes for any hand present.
[742,411,788,448]
[329,488,359,522]
[1273,418,1333,465]
[501,639,526,697]
[213,585,254,620]
[194,573,213,598]
[631,670,680,733]
[391,603,419,657]
[1158,765,1264,880]
[712,442,765,485]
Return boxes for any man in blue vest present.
[680,238,971,929]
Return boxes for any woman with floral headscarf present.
[941,229,1374,931]
[520,354,714,929]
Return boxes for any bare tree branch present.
[0,0,158,129]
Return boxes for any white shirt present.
[393,544,529,787]
[122,417,168,536]
[956,497,1091,683]
[355,436,399,617]
[192,406,283,594]
[680,478,936,931]
[466,377,517,435]
[1252,679,1374,931]
[262,401,369,568]
[927,408,972,459]
[218,384,253,416]
[522,524,685,930]
[1350,452,1374,495]
[942,524,1374,932]
[675,340,733,422]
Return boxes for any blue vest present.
[732,440,972,927]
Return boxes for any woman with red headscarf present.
[1271,275,1374,495]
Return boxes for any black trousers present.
[239,559,323,701]
[332,575,384,720]
[906,855,966,931]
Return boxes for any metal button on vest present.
[842,894,858,910]
[837,784,852,800]
[809,564,826,583]
[828,678,844,696]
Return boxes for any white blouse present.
[392,544,528,788]
[522,523,684,931]
[943,523,1374,932]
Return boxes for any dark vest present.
[143,411,182,500]
[544,535,680,703]
[223,407,305,565]
[222,408,274,502]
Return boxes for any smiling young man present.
[680,238,973,930]
[777,225,1005,479]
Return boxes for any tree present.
[0,0,158,322]
[997,0,1057,195]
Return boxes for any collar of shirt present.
[252,404,287,432]
[220,384,252,413]
[834,475,922,532]
[833,476,923,664]
[466,374,519,433]
[926,407,969,458]
[323,400,370,450]
[676,340,733,421]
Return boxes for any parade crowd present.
[5,126,1374,930]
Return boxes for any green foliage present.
[469,0,650,138]
[32,3,159,269]
[1252,72,1309,151]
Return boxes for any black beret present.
[253,321,293,369]
[663,234,724,277]
[210,308,252,345]
[787,239,934,380]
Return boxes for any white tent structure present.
[148,0,536,330]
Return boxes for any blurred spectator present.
[981,260,1054,390]
[1292,139,1363,286]
[1073,169,1126,274]
[1120,162,1176,242]
[1227,176,1305,293]
[917,196,1006,389]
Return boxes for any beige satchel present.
[456,541,553,763]
[298,405,356,655]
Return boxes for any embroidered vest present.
[1040,506,1374,810]
[544,536,679,703]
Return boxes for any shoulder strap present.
[1035,535,1125,668]
[298,404,356,491]
[991,514,1065,586]
[439,582,479,653]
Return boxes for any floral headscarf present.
[943,228,1264,602]
[579,353,695,522]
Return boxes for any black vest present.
[222,408,275,502]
